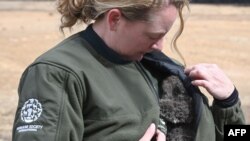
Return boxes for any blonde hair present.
[57,0,190,65]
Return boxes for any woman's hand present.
[185,63,235,100]
[139,124,166,141]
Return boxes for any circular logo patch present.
[21,98,43,123]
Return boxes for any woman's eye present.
[147,33,165,40]
[148,35,160,40]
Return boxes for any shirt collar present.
[80,25,132,64]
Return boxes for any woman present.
[12,0,245,141]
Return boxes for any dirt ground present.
[0,1,250,141]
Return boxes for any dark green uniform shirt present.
[12,26,160,141]
[12,25,245,141]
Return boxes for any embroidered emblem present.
[20,98,43,123]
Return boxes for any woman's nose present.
[151,38,164,51]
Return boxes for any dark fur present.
[160,76,195,141]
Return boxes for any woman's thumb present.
[139,124,156,141]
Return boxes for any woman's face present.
[112,4,178,61]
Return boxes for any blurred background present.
[0,0,249,141]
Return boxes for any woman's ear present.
[106,9,122,31]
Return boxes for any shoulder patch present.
[21,98,43,123]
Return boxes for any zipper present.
[135,62,159,105]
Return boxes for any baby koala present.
[159,75,194,141]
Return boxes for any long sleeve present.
[12,63,85,141]
[211,93,245,141]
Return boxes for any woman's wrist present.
[213,87,239,108]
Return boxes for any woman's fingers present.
[139,124,166,141]
[156,129,166,141]
[139,124,156,141]
[185,63,234,100]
